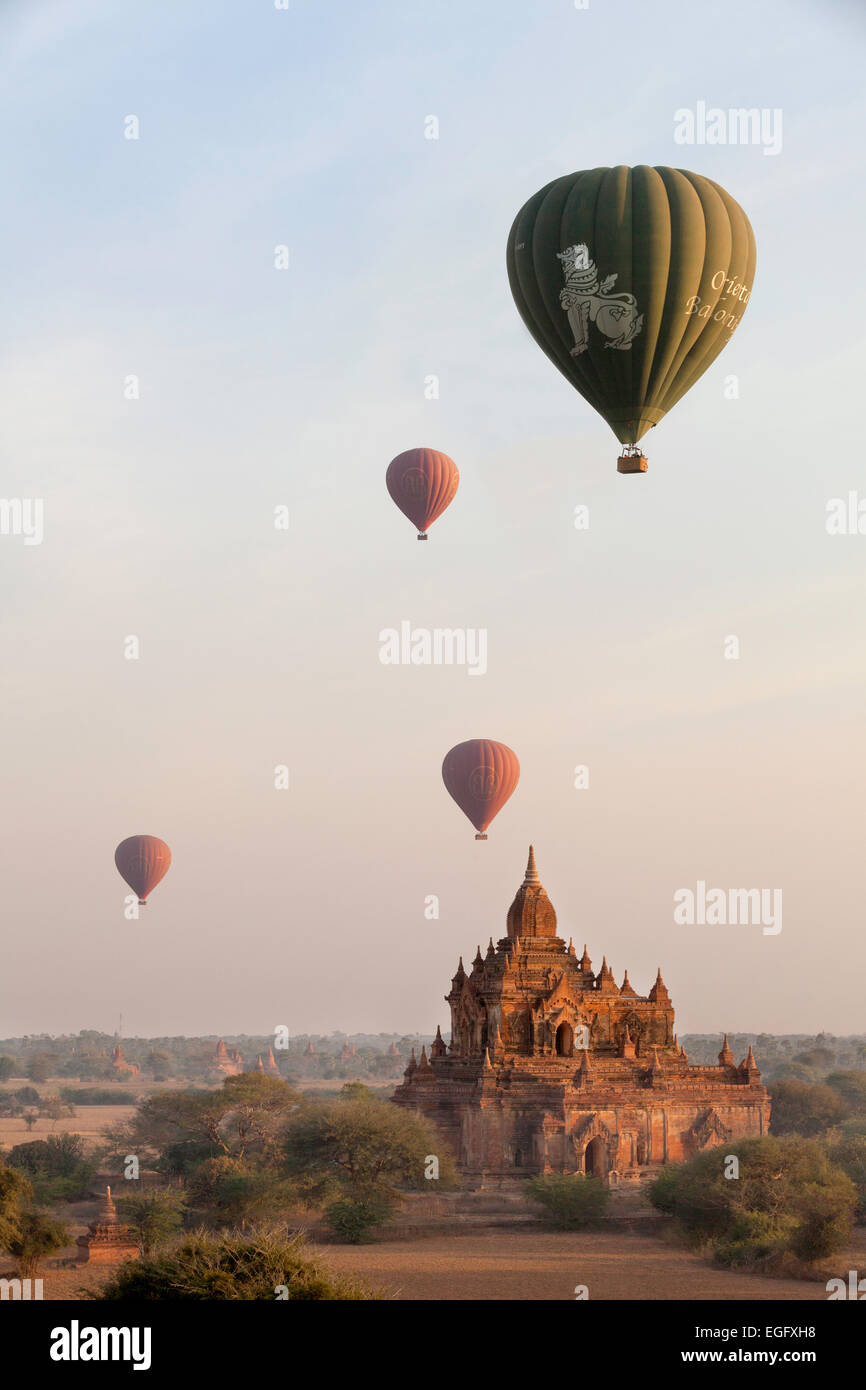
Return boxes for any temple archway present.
[555,1021,574,1057]
[585,1135,608,1180]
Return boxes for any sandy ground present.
[317,1228,866,1302]
[11,1227,864,1302]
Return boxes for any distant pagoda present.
[213,1039,243,1077]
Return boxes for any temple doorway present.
[555,1022,574,1057]
[585,1136,608,1180]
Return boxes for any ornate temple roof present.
[506,845,558,939]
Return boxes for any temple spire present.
[524,845,540,884]
[648,967,670,1003]
[506,845,557,939]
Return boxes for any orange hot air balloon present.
[442,740,520,840]
[386,447,459,540]
[114,835,172,905]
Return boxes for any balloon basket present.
[475,833,488,841]
[617,450,648,474]
[138,899,147,907]
[417,533,428,541]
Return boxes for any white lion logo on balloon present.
[557,244,644,354]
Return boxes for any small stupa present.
[76,1187,139,1265]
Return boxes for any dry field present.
[319,1228,866,1301]
[8,1227,866,1302]
[0,1107,137,1152]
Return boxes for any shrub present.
[5,1134,96,1203]
[525,1173,610,1229]
[649,1136,856,1269]
[3,1211,69,1276]
[186,1157,298,1226]
[115,1189,186,1255]
[94,1227,375,1300]
[323,1189,396,1243]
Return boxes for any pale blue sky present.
[1,0,864,1038]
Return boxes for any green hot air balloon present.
[507,165,756,473]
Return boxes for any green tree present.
[769,1080,847,1136]
[825,1072,866,1114]
[827,1134,866,1223]
[26,1054,54,1084]
[650,1136,856,1268]
[323,1188,396,1243]
[3,1210,69,1276]
[146,1050,172,1081]
[0,1056,17,1083]
[128,1075,299,1169]
[94,1228,375,1300]
[794,1046,836,1070]
[282,1093,458,1202]
[525,1173,610,1229]
[0,1162,32,1248]
[115,1189,186,1255]
[186,1157,297,1227]
[8,1132,91,1176]
[6,1133,96,1203]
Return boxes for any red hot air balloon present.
[386,447,459,540]
[442,740,520,840]
[114,835,172,905]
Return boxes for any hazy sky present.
[1,0,864,1040]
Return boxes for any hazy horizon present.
[1,0,864,1039]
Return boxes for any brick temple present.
[394,848,770,1186]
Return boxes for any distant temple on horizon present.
[394,848,770,1186]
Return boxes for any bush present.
[5,1134,96,1203]
[649,1136,856,1269]
[115,1189,186,1255]
[7,1134,89,1177]
[186,1157,292,1226]
[714,1209,794,1267]
[323,1189,396,1243]
[525,1173,610,1229]
[94,1227,376,1300]
[3,1210,69,1276]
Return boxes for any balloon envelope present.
[386,448,459,537]
[507,165,756,447]
[442,740,520,837]
[115,835,172,903]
